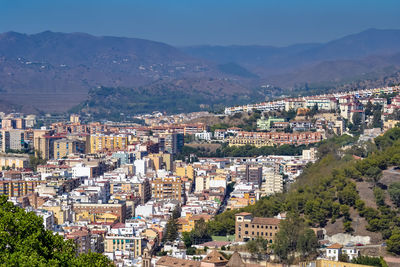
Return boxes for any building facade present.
[235,212,280,243]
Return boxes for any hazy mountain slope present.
[183,29,400,76]
[1,29,400,114]
[0,31,252,113]
[269,52,400,88]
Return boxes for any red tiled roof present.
[251,217,281,225]
[235,212,252,216]
[327,243,343,249]
[156,256,200,267]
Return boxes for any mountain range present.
[1,29,400,116]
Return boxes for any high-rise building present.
[159,133,184,155]
[0,180,46,197]
[0,129,25,152]
[247,165,262,187]
[53,138,86,159]
[33,130,63,159]
[88,134,128,153]
[152,176,184,202]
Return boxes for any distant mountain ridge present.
[0,31,242,113]
[1,29,400,115]
[183,28,400,74]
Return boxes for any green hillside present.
[207,128,400,260]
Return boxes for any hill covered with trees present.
[206,128,400,262]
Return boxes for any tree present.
[296,228,318,258]
[339,253,349,262]
[343,221,354,233]
[372,109,383,129]
[172,206,181,220]
[182,232,192,248]
[387,229,400,255]
[365,101,374,116]
[273,213,318,262]
[373,187,385,207]
[74,252,115,266]
[365,166,382,183]
[186,246,196,255]
[163,218,178,242]
[309,104,319,117]
[349,112,363,134]
[0,196,113,266]
[28,153,47,172]
[190,219,211,245]
[352,255,389,267]
[246,237,268,259]
[388,182,400,207]
[340,204,350,220]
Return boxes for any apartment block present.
[54,138,86,159]
[176,164,195,180]
[33,130,65,159]
[0,180,46,197]
[88,134,128,153]
[228,131,324,147]
[0,129,25,152]
[104,235,142,258]
[158,133,184,155]
[235,212,280,243]
[73,202,127,223]
[151,176,184,202]
[0,155,29,169]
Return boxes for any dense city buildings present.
[0,85,398,266]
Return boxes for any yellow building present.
[227,195,256,210]
[70,114,81,124]
[54,138,85,159]
[88,134,128,153]
[148,152,173,171]
[142,228,159,241]
[104,235,142,258]
[41,204,72,225]
[0,155,29,169]
[299,259,373,267]
[0,180,45,197]
[74,210,119,223]
[152,177,183,202]
[147,154,163,170]
[383,120,400,132]
[176,165,194,180]
[177,214,213,233]
[33,129,54,159]
[244,192,256,204]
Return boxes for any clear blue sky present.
[1,0,400,46]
